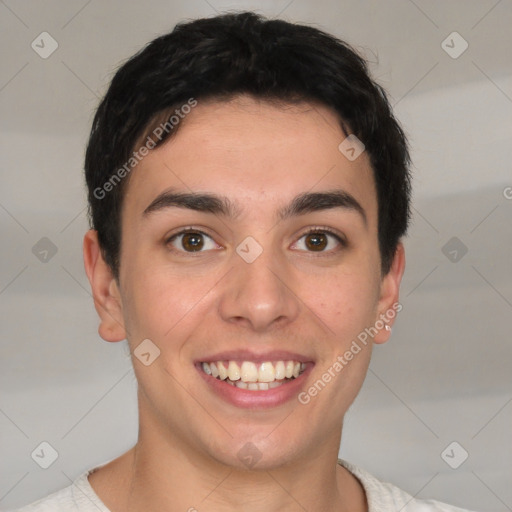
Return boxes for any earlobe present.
[83,230,126,342]
[373,242,406,344]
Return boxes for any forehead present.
[122,96,377,227]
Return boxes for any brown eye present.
[293,229,345,253]
[168,230,218,253]
[305,232,328,251]
[181,232,204,251]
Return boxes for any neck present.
[88,407,367,512]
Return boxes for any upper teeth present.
[202,360,305,383]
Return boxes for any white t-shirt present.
[9,459,474,512]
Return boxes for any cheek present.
[123,276,191,339]
[308,268,379,341]
[120,255,225,349]
[308,275,377,407]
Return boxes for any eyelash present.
[165,226,346,255]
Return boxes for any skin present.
[83,95,405,512]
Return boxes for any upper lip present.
[195,350,314,364]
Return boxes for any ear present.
[83,229,126,342]
[373,242,406,344]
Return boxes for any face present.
[85,95,404,470]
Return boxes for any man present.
[14,11,475,512]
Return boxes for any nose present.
[218,244,301,333]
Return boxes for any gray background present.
[1,0,511,510]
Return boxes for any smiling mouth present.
[201,360,307,390]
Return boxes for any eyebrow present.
[143,188,367,227]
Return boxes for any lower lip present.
[196,364,313,409]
